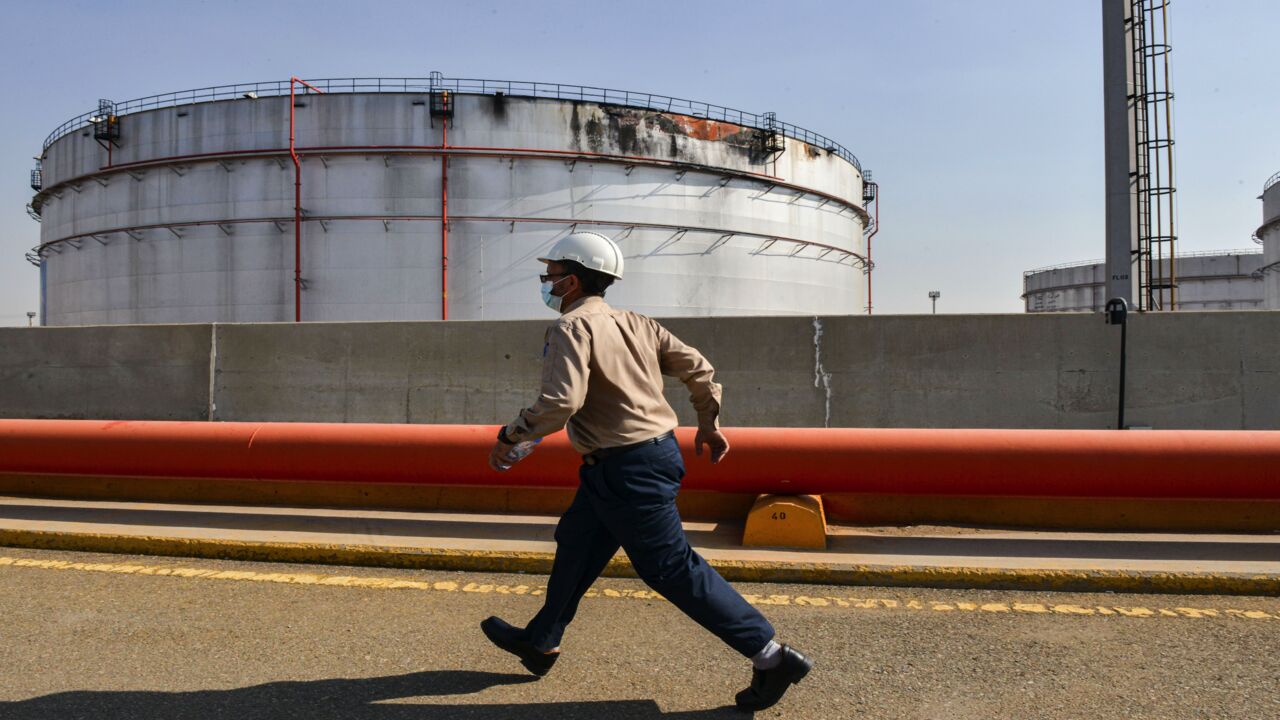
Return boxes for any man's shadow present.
[0,669,748,718]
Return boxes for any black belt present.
[582,431,675,465]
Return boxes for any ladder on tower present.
[1130,0,1178,311]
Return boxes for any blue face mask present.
[541,276,569,312]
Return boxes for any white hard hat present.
[538,231,624,279]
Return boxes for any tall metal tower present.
[1102,0,1178,311]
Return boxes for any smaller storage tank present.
[1023,249,1266,313]
[1259,172,1280,310]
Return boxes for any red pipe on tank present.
[1,420,1278,500]
[441,118,449,321]
[289,77,325,323]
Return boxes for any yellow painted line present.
[1,555,1277,622]
[2,528,1279,596]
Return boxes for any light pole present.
[26,312,36,327]
[928,290,940,314]
[1104,297,1130,429]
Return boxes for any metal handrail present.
[1166,248,1262,259]
[1023,248,1263,277]
[39,76,862,172]
[1022,258,1105,276]
[1253,259,1280,278]
[1265,171,1280,194]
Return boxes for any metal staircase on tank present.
[91,99,120,149]
[27,161,43,223]
[1131,0,1178,311]
[428,71,453,127]
[756,111,786,156]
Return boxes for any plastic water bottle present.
[500,438,541,469]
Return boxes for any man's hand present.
[694,428,730,465]
[488,440,516,472]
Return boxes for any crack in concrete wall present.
[207,323,219,421]
[812,317,833,428]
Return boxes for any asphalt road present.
[1,547,1277,719]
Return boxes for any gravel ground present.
[0,546,1277,719]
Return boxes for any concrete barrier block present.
[742,494,827,549]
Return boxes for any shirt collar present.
[562,295,606,314]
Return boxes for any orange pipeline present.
[0,420,1277,500]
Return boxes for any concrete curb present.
[3,528,1278,597]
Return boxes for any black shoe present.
[735,645,812,712]
[480,616,559,677]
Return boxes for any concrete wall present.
[3,312,1278,429]
[0,324,210,420]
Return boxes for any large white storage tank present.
[1260,172,1280,310]
[27,77,872,325]
[1023,249,1267,313]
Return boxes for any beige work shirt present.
[503,296,722,454]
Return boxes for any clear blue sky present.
[1,0,1276,325]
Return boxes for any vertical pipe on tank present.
[39,260,47,327]
[865,184,878,316]
[441,120,449,321]
[1161,0,1177,310]
[289,77,324,322]
[290,80,301,322]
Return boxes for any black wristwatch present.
[497,426,514,444]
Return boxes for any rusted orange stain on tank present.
[665,114,743,142]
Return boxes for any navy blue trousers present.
[525,434,775,658]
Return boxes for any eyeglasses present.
[539,273,569,283]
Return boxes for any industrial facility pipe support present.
[1,421,1277,500]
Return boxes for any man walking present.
[482,231,811,712]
